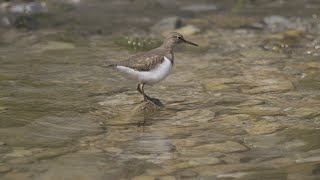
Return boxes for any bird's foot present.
[146,96,163,107]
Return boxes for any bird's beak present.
[183,39,198,46]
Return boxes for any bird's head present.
[162,32,198,49]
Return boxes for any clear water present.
[0,0,320,179]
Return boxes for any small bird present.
[110,32,198,101]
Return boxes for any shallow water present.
[0,0,320,179]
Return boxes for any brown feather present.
[115,48,173,71]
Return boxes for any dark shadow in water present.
[145,96,164,107]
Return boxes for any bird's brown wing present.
[116,53,165,71]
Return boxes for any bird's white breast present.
[116,57,173,84]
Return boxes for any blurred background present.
[0,1,320,180]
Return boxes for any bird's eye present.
[177,36,182,39]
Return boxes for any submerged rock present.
[245,121,286,135]
[232,106,284,116]
[193,141,247,153]
[0,116,103,147]
[0,164,11,173]
[131,175,156,180]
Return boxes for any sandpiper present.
[110,32,198,101]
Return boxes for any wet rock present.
[150,16,182,33]
[33,147,77,160]
[132,175,155,180]
[296,156,320,163]
[2,171,32,180]
[181,4,217,12]
[103,147,122,154]
[33,152,120,180]
[174,109,215,124]
[98,94,137,106]
[245,134,286,149]
[239,77,294,94]
[221,153,245,164]
[0,164,11,173]
[295,149,320,163]
[158,176,176,180]
[246,121,286,135]
[191,164,255,177]
[176,25,200,36]
[180,170,198,178]
[188,157,221,166]
[193,141,247,153]
[0,116,103,147]
[284,139,306,149]
[202,79,231,91]
[290,108,320,119]
[33,41,75,52]
[145,168,175,176]
[217,172,251,178]
[213,114,252,135]
[242,82,293,94]
[238,99,265,106]
[172,138,199,148]
[232,106,284,116]
[6,156,35,165]
[5,149,33,158]
[175,157,220,169]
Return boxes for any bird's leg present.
[140,84,150,101]
[137,84,143,95]
[137,84,148,101]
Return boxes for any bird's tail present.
[102,63,116,68]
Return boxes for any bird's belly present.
[116,57,172,84]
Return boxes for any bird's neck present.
[161,40,176,53]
